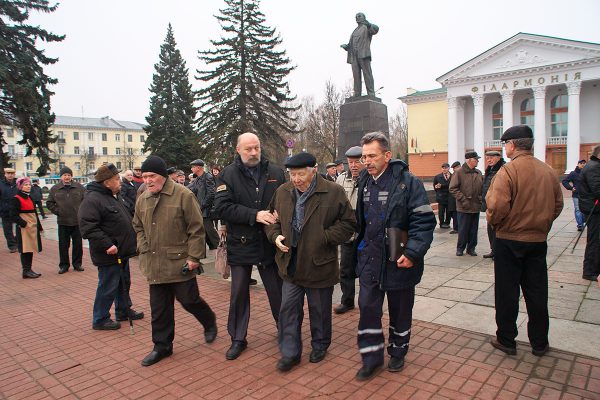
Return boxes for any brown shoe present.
[490,339,516,355]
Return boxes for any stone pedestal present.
[338,96,389,158]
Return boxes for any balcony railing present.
[484,140,502,148]
[547,136,567,145]
[57,138,66,144]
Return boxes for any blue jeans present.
[573,197,584,228]
[92,260,132,325]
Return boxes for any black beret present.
[345,146,362,158]
[285,152,317,168]
[190,159,205,166]
[465,151,481,160]
[441,163,450,168]
[325,162,337,168]
[485,150,502,157]
[95,164,120,182]
[166,167,177,175]
[141,155,168,177]
[59,166,73,176]
[451,161,461,168]
[501,125,533,141]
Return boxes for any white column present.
[457,99,466,161]
[533,86,547,161]
[565,81,582,173]
[472,93,485,160]
[447,96,458,165]
[501,90,514,160]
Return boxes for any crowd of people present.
[0,126,598,381]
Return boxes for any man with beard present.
[213,132,285,361]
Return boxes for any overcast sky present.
[28,0,600,124]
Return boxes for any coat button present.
[152,251,156,254]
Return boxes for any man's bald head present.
[236,132,261,167]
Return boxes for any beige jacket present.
[486,150,563,242]
[133,178,206,284]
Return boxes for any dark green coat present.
[265,175,356,288]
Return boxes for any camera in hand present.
[181,262,204,276]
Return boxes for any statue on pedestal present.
[341,12,379,98]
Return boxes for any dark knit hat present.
[501,125,533,141]
[285,152,317,168]
[465,151,481,160]
[451,161,461,168]
[141,155,168,177]
[345,146,362,158]
[59,166,73,176]
[95,164,120,182]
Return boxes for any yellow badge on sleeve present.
[216,184,227,192]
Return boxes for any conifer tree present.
[144,24,197,168]
[196,0,297,164]
[0,0,64,175]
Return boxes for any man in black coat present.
[562,159,587,231]
[481,151,506,259]
[79,164,143,330]
[187,159,219,250]
[447,162,461,233]
[433,163,452,228]
[0,168,18,252]
[120,170,137,216]
[30,179,46,219]
[578,145,600,281]
[213,132,285,361]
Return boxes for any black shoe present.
[532,344,549,357]
[483,253,494,259]
[58,267,68,274]
[22,270,41,279]
[116,310,144,321]
[92,319,121,331]
[249,278,258,286]
[577,226,583,231]
[467,251,478,257]
[309,349,327,363]
[582,275,598,282]
[9,248,18,253]
[204,323,217,343]
[276,356,300,372]
[456,251,464,256]
[490,339,516,355]
[388,356,405,372]
[73,265,84,272]
[449,230,458,234]
[440,224,450,229]
[225,341,247,360]
[355,364,382,381]
[141,348,173,366]
[334,304,355,314]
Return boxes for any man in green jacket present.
[265,152,356,372]
[133,155,217,367]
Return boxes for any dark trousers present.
[228,263,282,343]
[20,252,33,270]
[92,260,132,325]
[494,238,549,350]
[457,212,479,252]
[438,203,450,226]
[451,211,458,230]
[203,217,220,250]
[339,242,357,307]
[278,281,333,359]
[2,217,16,250]
[351,57,375,96]
[487,224,496,255]
[583,213,600,278]
[34,201,45,218]
[58,225,83,269]
[357,274,415,367]
[149,278,215,352]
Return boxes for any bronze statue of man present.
[341,12,379,98]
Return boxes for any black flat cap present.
[485,150,502,156]
[501,125,533,141]
[442,163,450,168]
[166,167,177,175]
[285,152,317,168]
[190,159,205,166]
[334,160,343,165]
[465,151,480,160]
[345,146,362,158]
[325,162,337,168]
[451,161,461,168]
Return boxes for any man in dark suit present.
[433,163,452,228]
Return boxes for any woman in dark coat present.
[10,177,43,278]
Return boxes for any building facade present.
[400,33,600,177]
[2,116,148,178]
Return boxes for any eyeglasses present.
[501,140,513,146]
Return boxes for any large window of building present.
[59,162,65,170]
[551,94,568,137]
[88,132,94,140]
[88,162,95,171]
[74,146,80,155]
[88,147,95,155]
[115,134,120,142]
[128,134,133,142]
[58,131,64,139]
[116,148,121,155]
[7,145,15,155]
[140,135,145,142]
[58,146,65,155]
[127,148,133,155]
[73,132,79,140]
[102,133,107,141]
[492,101,503,140]
[7,128,14,138]
[75,162,81,170]
[116,161,122,170]
[520,97,535,130]
[102,147,108,155]
[25,162,32,171]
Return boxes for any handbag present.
[214,233,230,279]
